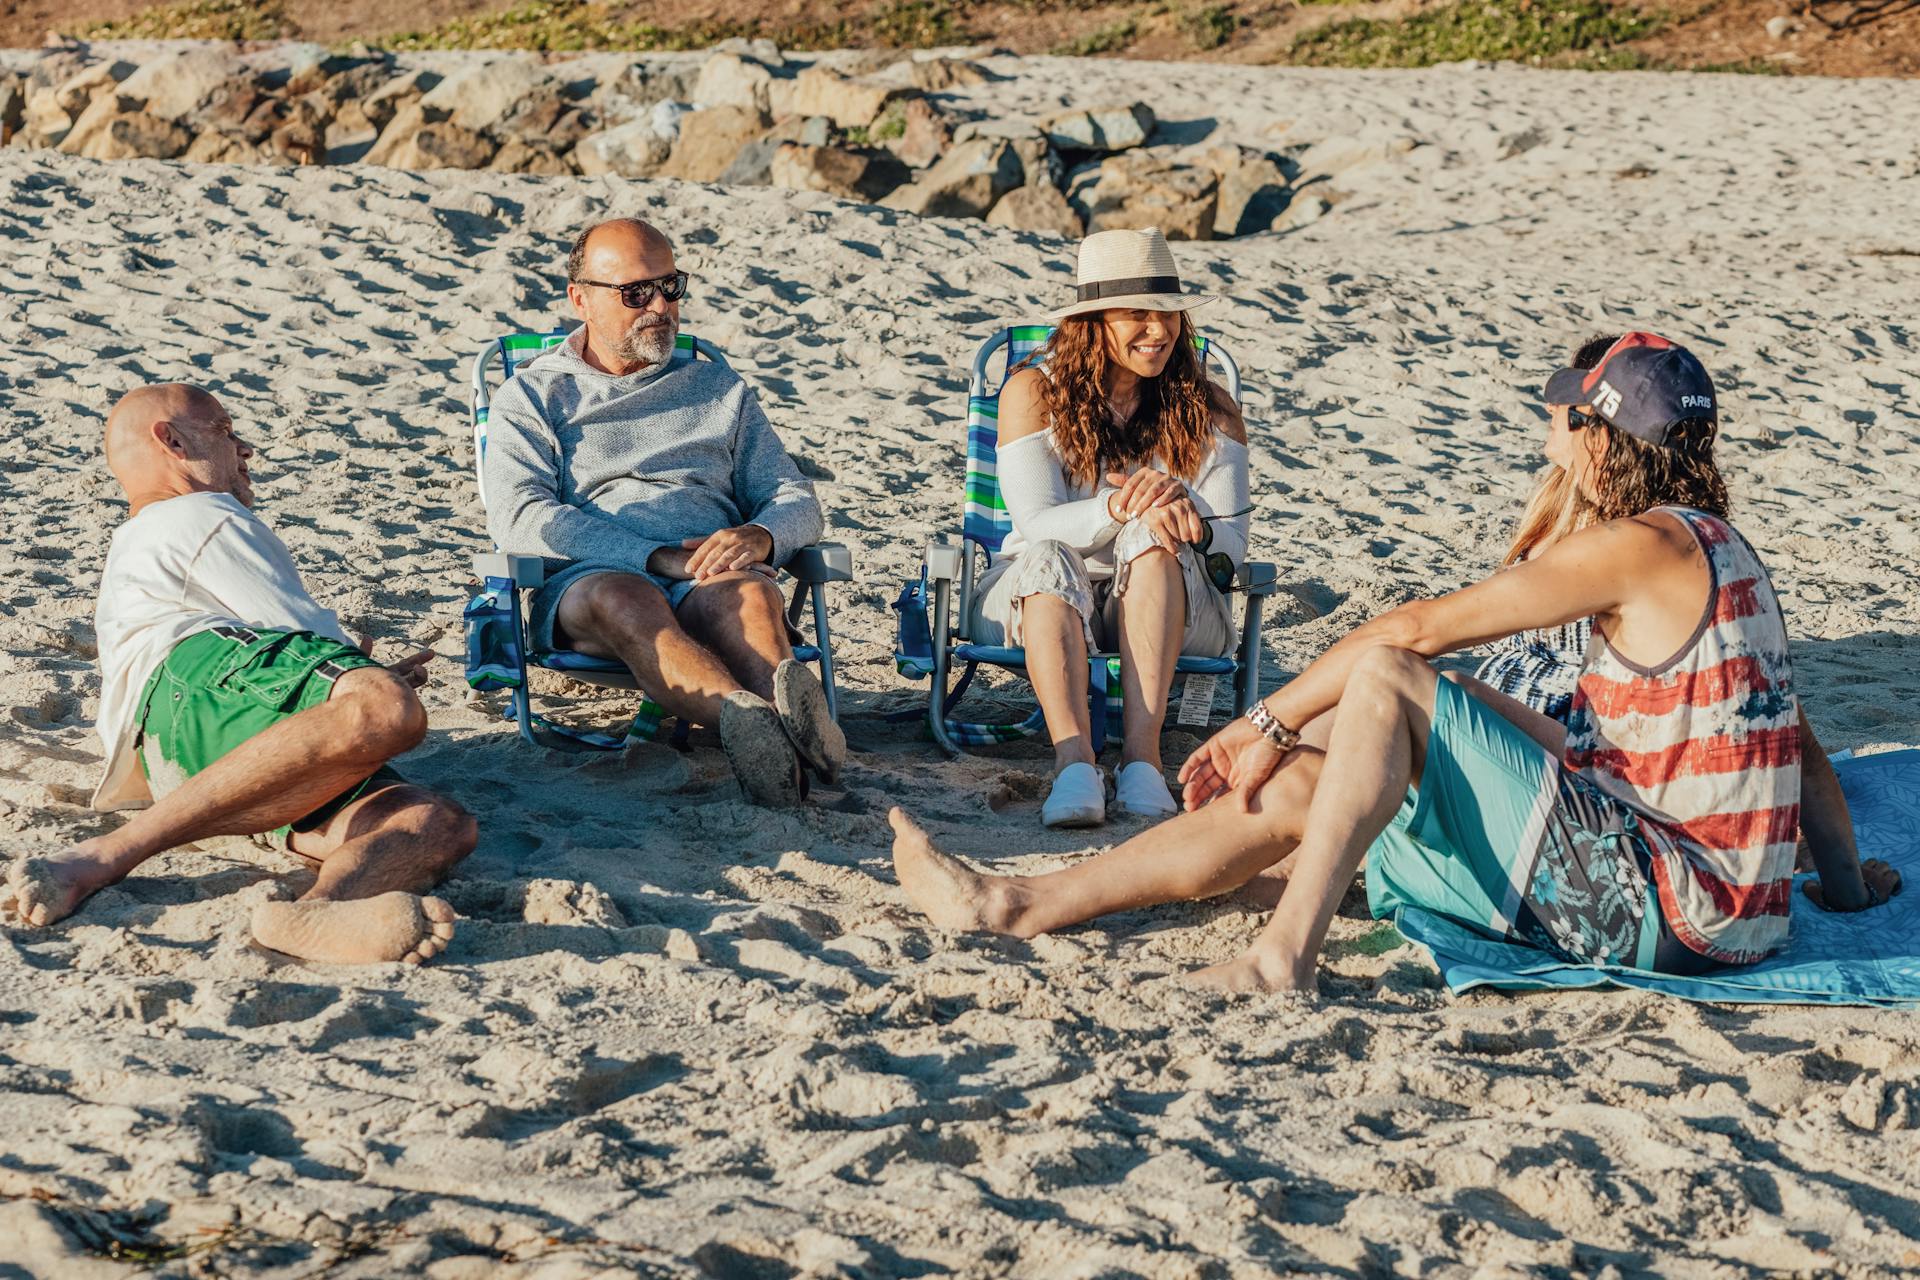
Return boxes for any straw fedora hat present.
[1048,227,1218,321]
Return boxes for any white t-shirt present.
[92,491,351,812]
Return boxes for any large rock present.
[116,47,249,123]
[592,61,697,127]
[908,58,989,92]
[1206,147,1292,237]
[1041,103,1155,154]
[885,98,952,169]
[791,66,911,130]
[693,52,775,115]
[1071,151,1219,241]
[65,107,191,161]
[881,137,1025,218]
[51,62,127,116]
[1,75,26,144]
[323,100,381,164]
[986,184,1084,237]
[574,115,674,178]
[768,143,911,202]
[377,119,496,170]
[491,139,573,175]
[18,90,75,148]
[361,68,437,133]
[661,105,769,182]
[418,58,558,135]
[185,132,269,165]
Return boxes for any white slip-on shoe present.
[1115,760,1179,819]
[1042,761,1107,829]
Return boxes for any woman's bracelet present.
[1246,701,1300,753]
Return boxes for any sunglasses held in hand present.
[577,271,691,309]
[1192,505,1253,594]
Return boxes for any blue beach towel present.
[1392,748,1920,1007]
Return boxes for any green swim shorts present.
[136,626,403,845]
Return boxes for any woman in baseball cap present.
[885,331,1898,994]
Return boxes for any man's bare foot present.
[1187,947,1315,994]
[2,844,137,927]
[889,808,1028,936]
[251,893,457,965]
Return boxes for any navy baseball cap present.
[1543,332,1718,448]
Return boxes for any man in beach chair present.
[481,217,844,807]
[1,385,473,965]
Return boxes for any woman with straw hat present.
[970,228,1250,829]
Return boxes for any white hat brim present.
[1047,292,1219,321]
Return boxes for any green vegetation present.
[382,2,756,52]
[1289,0,1664,69]
[869,101,910,142]
[869,0,963,47]
[1179,3,1239,49]
[74,0,286,39]
[1052,17,1140,55]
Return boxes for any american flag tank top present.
[1562,507,1801,964]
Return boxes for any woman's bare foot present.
[251,892,457,965]
[1,843,141,927]
[889,808,1031,935]
[1188,947,1315,993]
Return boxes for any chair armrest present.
[472,553,545,589]
[926,541,965,582]
[787,542,853,584]
[1238,561,1279,596]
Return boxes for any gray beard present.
[615,317,677,367]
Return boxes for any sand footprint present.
[251,893,457,965]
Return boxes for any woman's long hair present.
[1031,311,1219,489]
[1502,332,1616,565]
[1502,464,1595,566]
[1588,418,1730,522]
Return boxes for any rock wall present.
[0,38,1342,239]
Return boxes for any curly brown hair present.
[1586,417,1730,522]
[1027,312,1220,490]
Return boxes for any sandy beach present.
[4,53,1920,1276]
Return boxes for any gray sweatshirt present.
[483,328,823,573]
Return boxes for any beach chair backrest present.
[470,330,719,509]
[963,325,1241,557]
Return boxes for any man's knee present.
[692,570,785,615]
[575,573,674,636]
[335,670,428,755]
[1345,647,1435,716]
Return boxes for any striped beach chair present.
[895,325,1277,755]
[463,329,852,750]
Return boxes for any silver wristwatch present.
[1246,701,1301,752]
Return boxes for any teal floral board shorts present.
[1366,674,1722,977]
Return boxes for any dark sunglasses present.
[1565,405,1598,431]
[576,271,690,309]
[1191,505,1256,593]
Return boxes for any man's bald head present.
[105,384,254,514]
[566,218,673,285]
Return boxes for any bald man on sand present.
[0,385,474,964]
[484,217,842,805]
